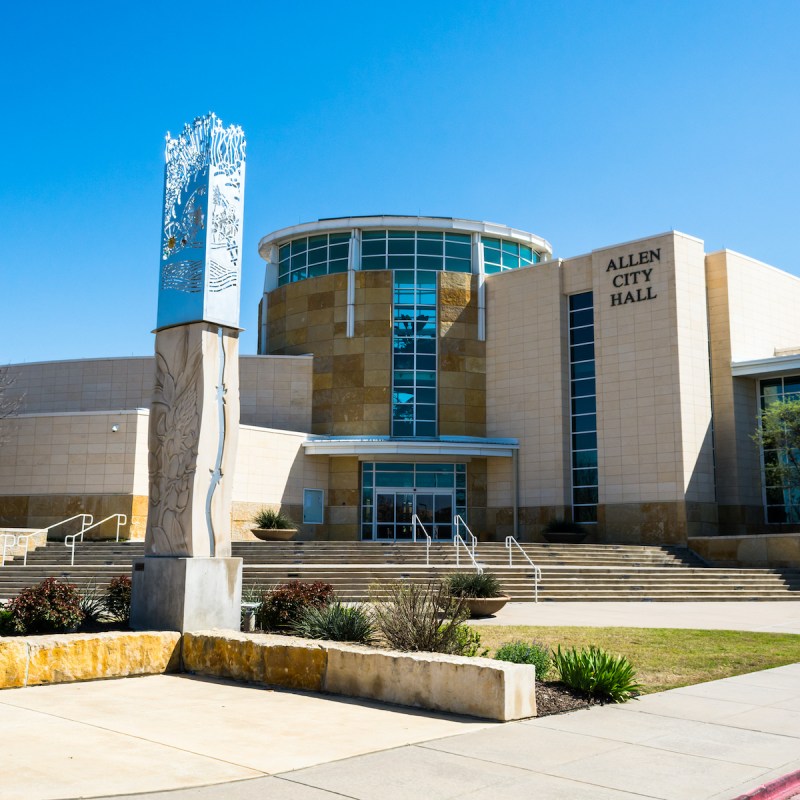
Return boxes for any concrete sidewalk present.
[469,601,800,633]
[2,662,799,800]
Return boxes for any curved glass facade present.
[278,232,350,286]
[482,236,539,274]
[361,230,472,272]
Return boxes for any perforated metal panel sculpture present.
[158,114,245,330]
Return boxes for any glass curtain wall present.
[759,376,800,523]
[482,237,539,274]
[569,293,598,523]
[278,233,350,285]
[361,229,471,437]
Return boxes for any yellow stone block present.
[25,632,181,687]
[0,638,27,689]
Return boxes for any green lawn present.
[471,625,800,693]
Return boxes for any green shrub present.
[252,508,295,529]
[5,578,83,634]
[446,572,502,599]
[257,580,334,632]
[553,645,642,702]
[370,580,469,654]
[0,608,15,636]
[79,583,107,625]
[543,518,586,534]
[450,624,487,657]
[289,602,376,644]
[494,640,552,678]
[105,576,132,623]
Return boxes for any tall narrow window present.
[569,293,597,523]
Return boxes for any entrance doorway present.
[372,491,454,541]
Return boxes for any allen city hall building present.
[2,216,800,547]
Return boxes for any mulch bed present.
[536,681,594,716]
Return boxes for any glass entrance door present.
[413,492,453,540]
[371,491,454,541]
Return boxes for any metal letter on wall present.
[157,114,246,330]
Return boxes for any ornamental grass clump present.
[78,583,107,625]
[252,508,295,530]
[494,640,552,679]
[446,572,503,599]
[553,644,642,702]
[257,580,334,632]
[289,601,377,644]
[5,577,83,634]
[370,580,470,654]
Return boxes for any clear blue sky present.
[2,1,798,363]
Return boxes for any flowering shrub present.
[256,580,333,632]
[5,578,83,634]
[105,575,132,622]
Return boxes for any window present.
[481,236,539,275]
[569,292,598,523]
[303,489,324,524]
[278,233,350,286]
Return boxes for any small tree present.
[754,398,800,523]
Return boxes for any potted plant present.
[251,508,298,541]
[446,572,510,617]
[542,518,588,544]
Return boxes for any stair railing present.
[1,534,16,567]
[505,535,541,603]
[411,514,431,566]
[0,514,94,567]
[10,529,45,566]
[453,515,477,556]
[453,533,483,573]
[65,514,127,566]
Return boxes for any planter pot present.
[251,527,298,541]
[542,531,587,544]
[461,595,511,618]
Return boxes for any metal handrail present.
[11,529,45,566]
[411,514,431,566]
[453,515,477,555]
[0,514,94,568]
[65,514,127,566]
[453,533,483,573]
[1,534,16,567]
[505,535,542,603]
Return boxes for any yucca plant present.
[446,572,503,599]
[289,601,377,644]
[252,508,295,529]
[79,582,107,625]
[553,645,642,702]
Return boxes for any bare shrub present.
[370,580,470,654]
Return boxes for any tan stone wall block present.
[324,644,535,721]
[24,632,181,687]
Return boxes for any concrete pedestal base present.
[130,557,242,632]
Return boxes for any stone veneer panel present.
[439,272,485,437]
[266,272,392,436]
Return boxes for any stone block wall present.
[439,272,485,437]
[266,272,393,436]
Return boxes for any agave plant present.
[289,601,377,644]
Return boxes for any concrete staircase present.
[1,540,799,602]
